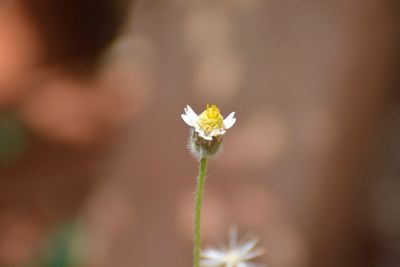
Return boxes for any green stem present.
[193,156,208,267]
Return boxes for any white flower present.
[181,104,236,141]
[201,227,264,267]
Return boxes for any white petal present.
[190,114,200,124]
[238,239,259,256]
[202,249,226,260]
[194,125,203,133]
[241,248,264,261]
[182,105,200,127]
[185,105,199,120]
[210,129,226,137]
[187,112,199,123]
[198,131,213,141]
[229,226,238,249]
[223,116,236,130]
[181,114,196,127]
[237,263,249,267]
[225,111,235,121]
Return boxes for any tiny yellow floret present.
[198,104,224,134]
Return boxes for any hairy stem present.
[193,156,208,267]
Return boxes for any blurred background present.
[0,0,399,267]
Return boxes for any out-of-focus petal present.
[202,249,226,260]
[242,248,265,261]
[237,239,259,256]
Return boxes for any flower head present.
[181,105,236,158]
[201,227,264,267]
[181,105,236,141]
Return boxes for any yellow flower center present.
[198,104,224,134]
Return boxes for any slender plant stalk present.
[193,156,208,267]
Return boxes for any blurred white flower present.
[201,227,264,267]
[181,104,236,141]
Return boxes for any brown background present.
[0,1,399,267]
